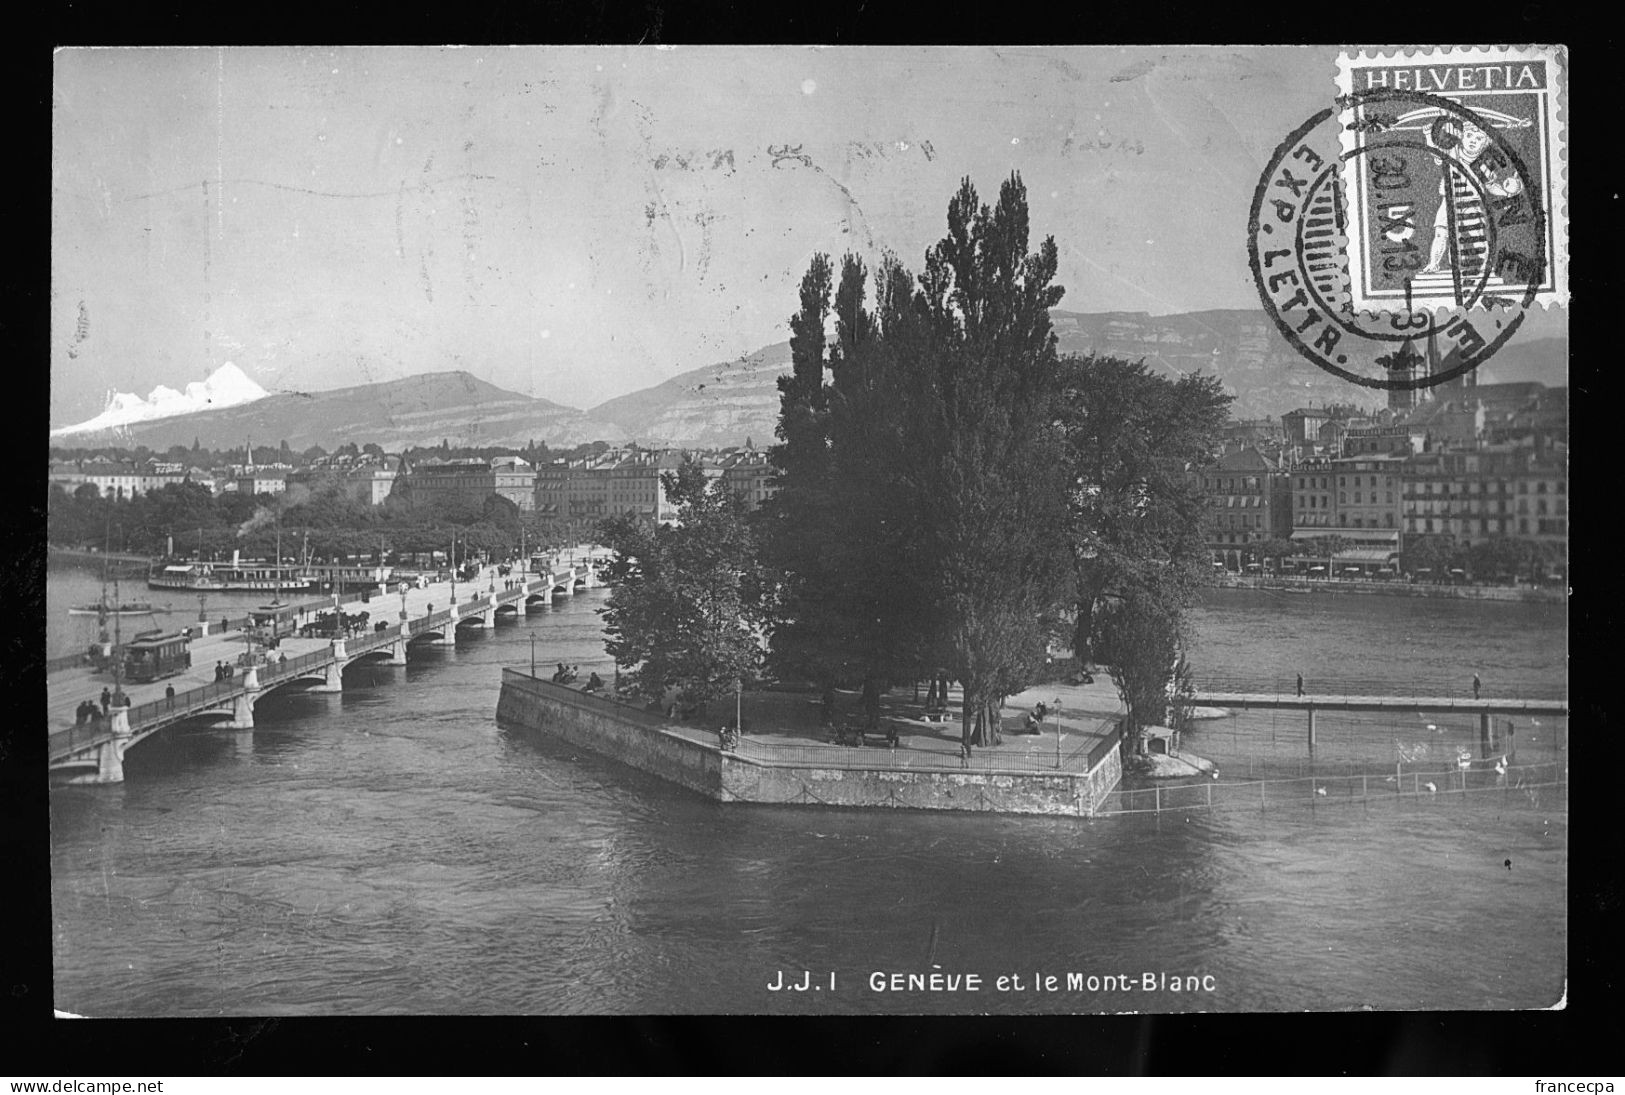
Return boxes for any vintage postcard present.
[47,45,1568,1023]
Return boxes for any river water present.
[47,562,1567,1015]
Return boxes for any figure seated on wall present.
[583,672,604,693]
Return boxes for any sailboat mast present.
[112,567,122,702]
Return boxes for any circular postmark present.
[1248,87,1547,392]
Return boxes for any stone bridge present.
[48,558,599,784]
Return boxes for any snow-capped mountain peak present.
[51,363,269,437]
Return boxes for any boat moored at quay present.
[299,562,395,592]
[148,551,315,593]
[151,550,396,594]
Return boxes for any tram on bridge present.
[251,603,300,634]
[122,629,192,683]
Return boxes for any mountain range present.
[50,309,1568,453]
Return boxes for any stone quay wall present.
[497,670,1123,817]
[1221,576,1563,604]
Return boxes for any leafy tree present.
[1060,356,1231,663]
[599,459,767,714]
[1400,534,1456,578]
[141,482,218,541]
[1099,584,1183,751]
[482,493,522,530]
[1473,537,1560,584]
[1257,537,1296,565]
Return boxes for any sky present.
[52,45,1445,426]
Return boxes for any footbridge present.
[1188,680,1568,758]
[48,559,598,784]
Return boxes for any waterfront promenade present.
[651,675,1127,775]
[499,669,1129,815]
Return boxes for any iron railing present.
[49,622,426,762]
[1188,673,1568,702]
[1096,760,1567,817]
[46,653,89,675]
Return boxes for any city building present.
[720,447,775,510]
[1280,406,1334,447]
[1288,455,1404,574]
[400,459,497,512]
[342,457,401,506]
[236,468,288,497]
[533,446,777,528]
[564,450,619,522]
[606,450,725,523]
[75,461,190,500]
[1400,394,1486,448]
[490,455,537,512]
[1400,442,1567,558]
[49,461,87,491]
[1344,423,1425,457]
[1203,447,1292,571]
[533,459,573,520]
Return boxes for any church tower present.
[1385,339,1420,413]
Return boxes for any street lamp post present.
[450,526,457,607]
[270,522,284,643]
[399,581,409,623]
[530,633,536,678]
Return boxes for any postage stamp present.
[1335,45,1568,313]
[1248,49,1566,394]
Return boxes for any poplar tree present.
[772,174,1074,755]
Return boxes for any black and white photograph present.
[46,44,1569,1018]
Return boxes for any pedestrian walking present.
[1473,672,1482,700]
[165,684,175,709]
[100,687,111,714]
[1296,673,1304,697]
